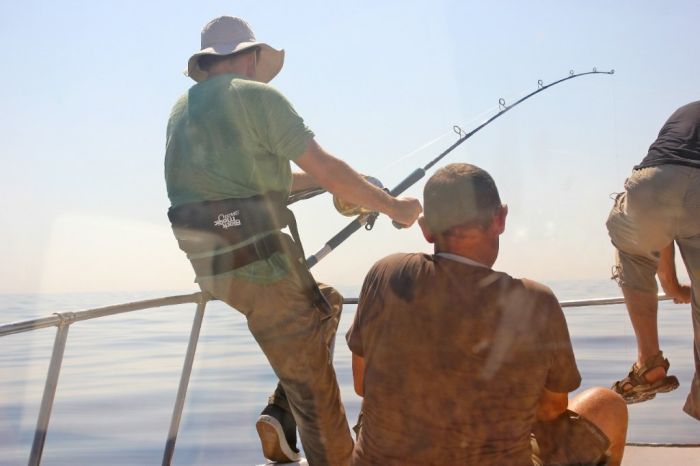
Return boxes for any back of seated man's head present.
[423,163,502,237]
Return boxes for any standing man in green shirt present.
[164,16,422,465]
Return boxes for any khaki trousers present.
[200,271,354,465]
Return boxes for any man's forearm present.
[294,140,398,218]
[536,388,568,421]
[290,172,320,192]
[657,242,692,303]
[352,353,365,397]
[319,157,396,216]
[657,242,679,293]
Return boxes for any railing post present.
[162,295,208,466]
[28,313,74,466]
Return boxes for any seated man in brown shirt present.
[346,163,628,466]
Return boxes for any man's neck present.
[207,59,255,80]
[434,243,497,268]
[435,252,490,269]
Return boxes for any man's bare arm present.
[291,172,320,193]
[294,139,422,227]
[536,388,568,421]
[657,242,691,304]
[351,353,365,397]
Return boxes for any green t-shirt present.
[164,73,314,283]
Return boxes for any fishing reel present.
[333,176,385,230]
[333,176,384,216]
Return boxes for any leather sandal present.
[611,351,679,404]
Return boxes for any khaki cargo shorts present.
[606,164,700,292]
[531,410,610,466]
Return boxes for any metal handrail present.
[162,294,208,466]
[341,294,672,307]
[0,291,209,466]
[0,292,205,337]
[0,291,675,465]
[0,292,672,338]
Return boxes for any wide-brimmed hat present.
[186,16,284,83]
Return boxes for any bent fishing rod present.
[304,68,615,268]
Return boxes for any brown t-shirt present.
[346,253,581,466]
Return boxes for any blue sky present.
[0,0,698,293]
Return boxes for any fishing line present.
[378,130,453,175]
[378,84,548,177]
[290,80,565,206]
[305,68,615,268]
[611,73,621,184]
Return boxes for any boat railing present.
[1,291,209,466]
[0,291,674,465]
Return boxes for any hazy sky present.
[1,0,697,294]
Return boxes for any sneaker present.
[256,404,300,463]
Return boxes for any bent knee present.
[571,388,628,421]
[570,388,628,438]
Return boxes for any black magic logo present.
[213,211,242,229]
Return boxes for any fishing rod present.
[305,68,615,268]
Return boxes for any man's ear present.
[493,204,508,235]
[418,215,435,243]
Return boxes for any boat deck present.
[622,445,699,465]
[257,447,700,465]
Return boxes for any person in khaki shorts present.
[164,16,422,465]
[607,100,700,418]
[347,163,628,466]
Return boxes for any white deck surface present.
[256,449,700,465]
[256,460,308,466]
[622,445,700,465]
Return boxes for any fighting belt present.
[167,192,293,276]
[167,192,331,313]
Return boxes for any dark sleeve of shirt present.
[541,290,582,393]
[346,260,386,357]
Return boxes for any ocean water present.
[1,280,699,465]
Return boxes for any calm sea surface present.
[1,280,699,465]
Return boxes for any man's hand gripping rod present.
[305,68,615,268]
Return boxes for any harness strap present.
[283,212,332,315]
[188,232,286,277]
